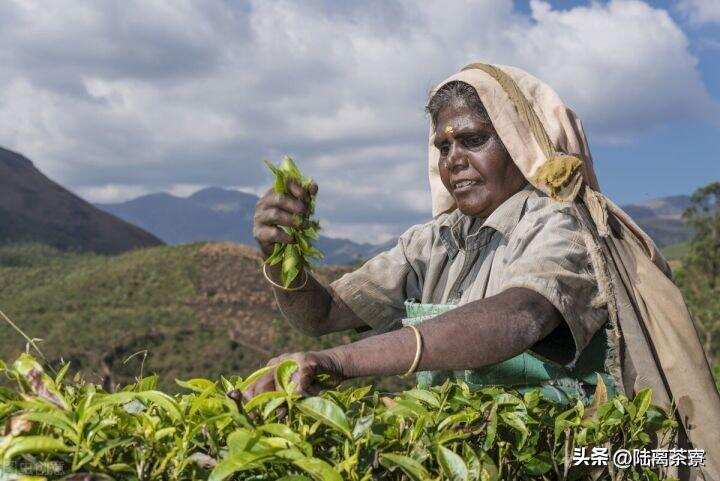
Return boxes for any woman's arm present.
[254,180,367,336]
[242,287,563,398]
[265,263,366,336]
[329,287,561,377]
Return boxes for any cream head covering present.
[426,63,720,481]
[428,63,600,217]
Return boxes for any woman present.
[251,63,718,480]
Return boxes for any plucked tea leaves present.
[264,156,323,288]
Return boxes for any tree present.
[675,182,720,367]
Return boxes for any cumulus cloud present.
[0,0,716,243]
[678,0,720,25]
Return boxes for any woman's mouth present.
[452,179,482,193]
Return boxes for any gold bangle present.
[262,263,309,291]
[401,325,423,378]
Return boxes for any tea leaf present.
[633,388,652,421]
[379,453,431,481]
[297,397,352,439]
[293,456,343,481]
[436,445,469,481]
[275,359,299,394]
[1,435,71,462]
[244,391,286,412]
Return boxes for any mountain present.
[0,147,163,254]
[99,186,695,265]
[621,195,693,247]
[97,190,257,245]
[97,187,381,265]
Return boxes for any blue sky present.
[0,0,718,243]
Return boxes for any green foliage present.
[0,243,380,394]
[661,241,689,263]
[674,182,720,365]
[0,355,677,480]
[0,243,224,392]
[263,157,322,287]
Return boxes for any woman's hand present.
[241,351,344,401]
[253,181,318,257]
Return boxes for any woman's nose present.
[447,143,468,171]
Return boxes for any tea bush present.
[0,354,677,481]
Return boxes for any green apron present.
[402,300,617,405]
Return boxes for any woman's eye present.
[464,135,489,148]
[439,145,450,156]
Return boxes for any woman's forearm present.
[322,287,562,379]
[267,264,365,336]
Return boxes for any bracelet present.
[262,263,309,291]
[401,325,423,378]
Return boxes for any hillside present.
[97,187,382,264]
[0,147,163,254]
[622,195,693,246]
[0,243,359,391]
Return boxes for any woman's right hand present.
[253,180,318,257]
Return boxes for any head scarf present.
[426,63,720,481]
[428,63,600,216]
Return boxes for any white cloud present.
[77,184,151,204]
[167,183,206,198]
[678,0,720,25]
[319,221,403,245]
[0,0,716,240]
[510,0,716,141]
[79,182,209,203]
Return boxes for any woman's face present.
[434,102,526,218]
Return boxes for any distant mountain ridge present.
[0,147,163,254]
[621,195,693,247]
[97,187,382,264]
[98,186,694,265]
[97,189,258,246]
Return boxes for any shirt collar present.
[439,184,534,257]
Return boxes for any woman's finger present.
[241,386,254,404]
[286,180,307,201]
[264,192,307,215]
[274,406,288,421]
[253,225,294,245]
[287,179,317,202]
[251,372,276,398]
[226,389,243,409]
[295,361,324,397]
[304,381,323,397]
[255,208,302,229]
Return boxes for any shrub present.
[0,354,678,480]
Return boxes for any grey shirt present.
[329,185,609,369]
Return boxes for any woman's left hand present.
[240,351,344,401]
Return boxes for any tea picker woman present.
[250,63,719,480]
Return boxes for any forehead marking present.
[444,125,454,135]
